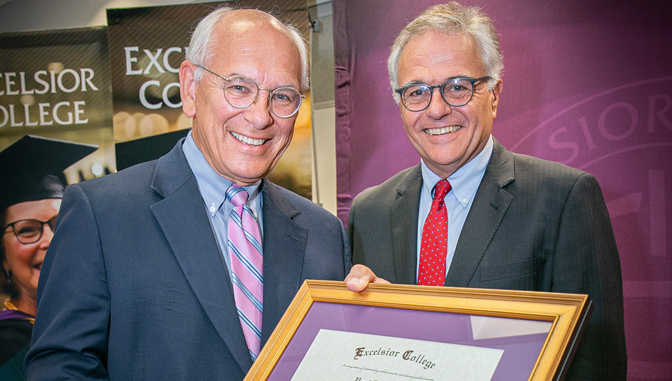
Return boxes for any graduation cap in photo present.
[115,129,190,171]
[0,135,98,211]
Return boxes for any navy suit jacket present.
[26,139,351,380]
[349,139,626,380]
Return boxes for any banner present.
[0,27,113,306]
[106,0,313,199]
[0,27,114,180]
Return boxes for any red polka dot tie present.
[418,179,452,286]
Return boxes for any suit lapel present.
[150,141,252,373]
[259,180,308,345]
[446,139,515,287]
[389,166,422,284]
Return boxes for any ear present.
[179,60,198,118]
[490,79,503,118]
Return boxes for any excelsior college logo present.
[510,77,672,379]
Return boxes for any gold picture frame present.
[246,280,592,381]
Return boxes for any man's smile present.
[231,131,267,146]
[424,126,461,135]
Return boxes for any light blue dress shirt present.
[182,131,263,274]
[416,135,494,282]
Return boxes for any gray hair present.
[186,7,310,92]
[388,2,503,103]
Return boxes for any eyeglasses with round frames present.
[395,76,492,112]
[197,65,304,119]
[3,216,58,245]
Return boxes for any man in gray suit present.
[26,8,350,380]
[346,3,626,380]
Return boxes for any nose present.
[426,87,452,119]
[244,90,274,129]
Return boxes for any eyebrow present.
[399,75,472,88]
[224,72,300,90]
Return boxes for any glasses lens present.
[442,79,474,106]
[402,85,432,111]
[48,216,58,231]
[223,76,258,108]
[13,220,42,244]
[270,88,302,117]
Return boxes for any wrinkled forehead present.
[207,11,301,85]
[399,31,484,82]
[403,31,476,60]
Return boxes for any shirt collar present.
[421,135,493,207]
[182,131,261,217]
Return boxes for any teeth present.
[231,132,266,146]
[426,126,461,135]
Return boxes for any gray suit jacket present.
[349,138,626,380]
[27,139,351,380]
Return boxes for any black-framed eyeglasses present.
[3,217,57,244]
[395,76,491,112]
[197,65,304,118]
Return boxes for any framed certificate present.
[246,280,592,381]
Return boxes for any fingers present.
[372,277,390,285]
[345,264,389,292]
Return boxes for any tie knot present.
[226,185,249,207]
[433,179,451,200]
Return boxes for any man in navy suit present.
[345,3,626,380]
[26,8,350,380]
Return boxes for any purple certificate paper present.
[268,302,552,380]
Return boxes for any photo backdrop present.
[334,0,672,379]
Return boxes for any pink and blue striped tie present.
[226,185,263,361]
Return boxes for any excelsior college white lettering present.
[124,46,188,110]
[0,69,98,128]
